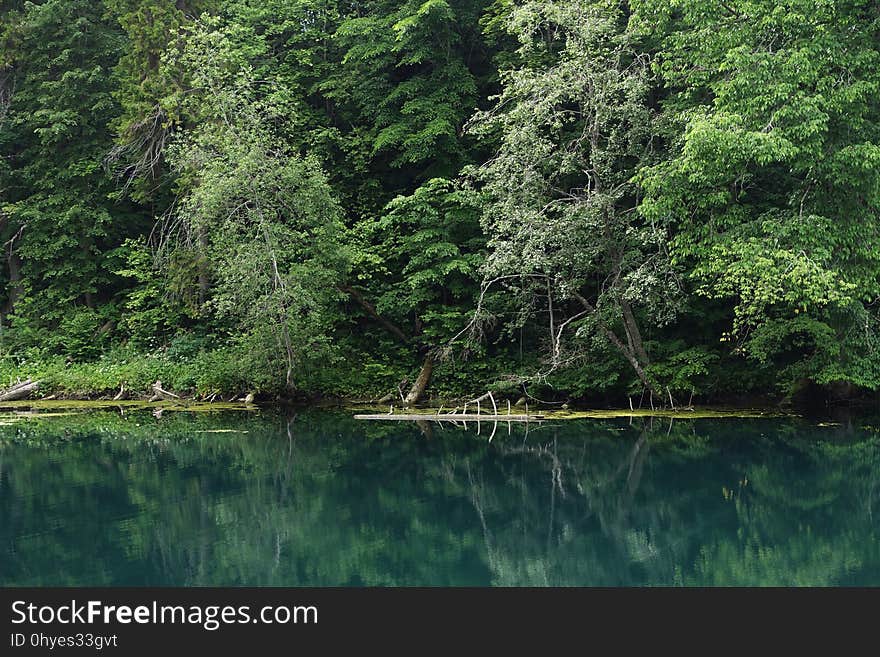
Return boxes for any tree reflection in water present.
[1,411,878,586]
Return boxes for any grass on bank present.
[0,343,538,403]
[0,348,259,400]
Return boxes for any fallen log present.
[354,413,543,422]
[0,378,40,401]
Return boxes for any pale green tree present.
[463,0,679,396]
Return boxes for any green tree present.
[636,0,880,392]
[349,178,484,402]
[103,0,217,199]
[160,18,349,393]
[317,0,497,401]
[0,0,137,357]
[464,0,679,396]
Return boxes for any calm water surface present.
[1,409,879,586]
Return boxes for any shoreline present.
[0,398,793,419]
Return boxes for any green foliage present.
[0,0,139,339]
[103,0,217,199]
[112,238,193,349]
[329,0,487,175]
[161,18,349,392]
[646,346,719,397]
[636,0,880,391]
[466,0,679,393]
[353,178,484,346]
[1,0,879,403]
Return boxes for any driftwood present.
[148,380,179,402]
[0,378,40,401]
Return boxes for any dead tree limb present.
[149,380,179,402]
[341,285,409,345]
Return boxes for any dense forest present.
[0,0,878,407]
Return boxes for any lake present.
[1,407,879,586]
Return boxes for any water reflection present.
[1,411,878,586]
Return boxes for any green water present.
[1,409,879,586]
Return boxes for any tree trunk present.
[6,248,22,317]
[620,299,650,366]
[573,293,659,397]
[601,324,657,396]
[148,380,179,402]
[414,419,434,439]
[404,354,433,406]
